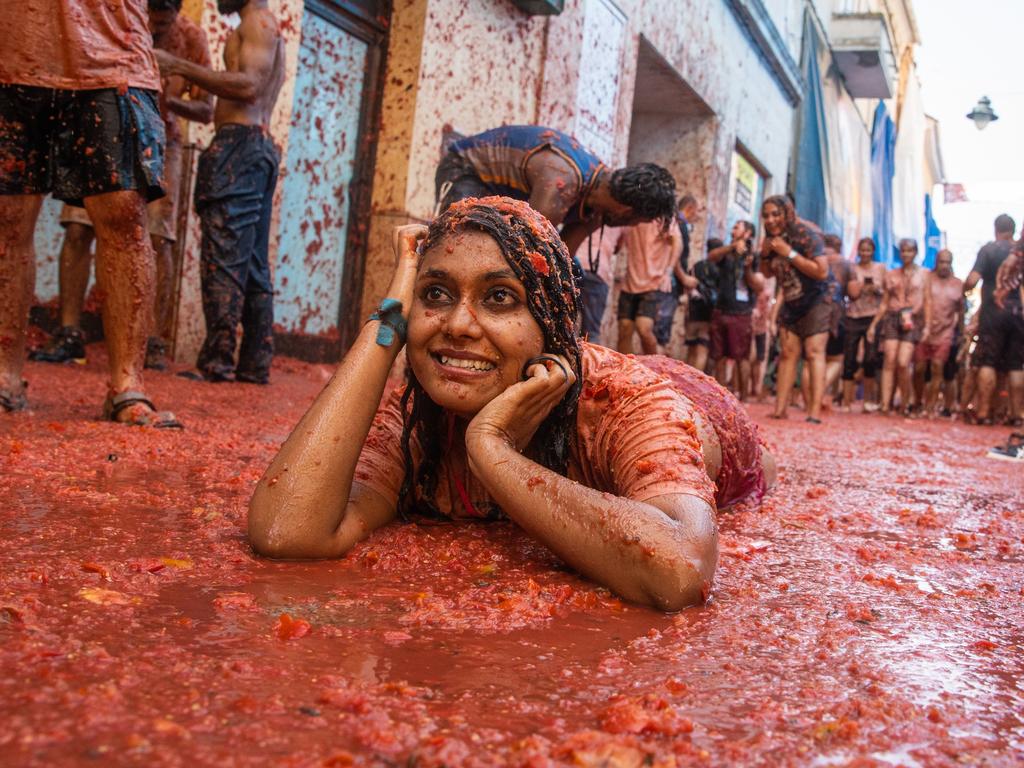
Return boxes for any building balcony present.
[830,11,896,99]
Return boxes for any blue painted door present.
[275,8,369,337]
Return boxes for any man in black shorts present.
[963,214,1023,425]
[684,240,721,374]
[0,2,180,427]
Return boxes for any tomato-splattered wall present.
[27,0,802,364]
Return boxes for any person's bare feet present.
[768,411,788,420]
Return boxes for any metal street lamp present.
[966,96,999,130]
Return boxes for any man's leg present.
[731,315,752,401]
[82,190,154,401]
[692,339,709,373]
[580,272,609,346]
[925,360,944,414]
[895,341,916,412]
[709,312,727,385]
[840,320,863,408]
[715,357,731,389]
[737,357,751,401]
[237,154,279,383]
[30,220,95,364]
[1008,370,1024,425]
[975,366,998,421]
[879,339,899,413]
[824,356,843,406]
[147,233,174,368]
[196,252,245,380]
[917,356,933,415]
[59,222,95,328]
[635,315,658,355]
[617,318,636,354]
[0,194,43,406]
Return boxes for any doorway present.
[274,0,389,361]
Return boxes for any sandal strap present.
[108,390,156,417]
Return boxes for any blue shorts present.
[0,84,165,206]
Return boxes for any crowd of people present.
[596,200,1024,440]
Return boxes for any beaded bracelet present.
[368,298,407,347]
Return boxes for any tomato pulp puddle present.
[2,348,1022,766]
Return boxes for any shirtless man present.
[0,0,180,427]
[435,126,677,258]
[913,250,963,416]
[156,0,285,384]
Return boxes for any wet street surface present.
[1,348,1022,766]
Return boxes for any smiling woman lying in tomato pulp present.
[248,196,776,610]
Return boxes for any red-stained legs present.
[83,190,156,411]
[0,193,42,404]
[58,222,95,329]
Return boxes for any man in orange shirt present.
[616,218,682,355]
[0,0,180,427]
[32,0,214,371]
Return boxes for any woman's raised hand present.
[387,224,429,315]
[768,237,791,257]
[466,354,576,454]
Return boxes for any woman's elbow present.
[645,548,718,612]
[247,494,300,559]
[247,506,286,558]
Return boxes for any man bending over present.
[435,125,676,260]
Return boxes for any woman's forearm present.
[466,436,717,610]
[248,322,401,557]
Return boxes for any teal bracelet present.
[368,298,407,347]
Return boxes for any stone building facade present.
[30,0,939,362]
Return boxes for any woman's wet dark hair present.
[761,194,796,227]
[609,163,677,228]
[396,196,583,517]
[857,236,876,254]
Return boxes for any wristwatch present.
[787,249,797,263]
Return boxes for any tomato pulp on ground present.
[1,346,1022,765]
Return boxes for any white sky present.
[915,0,1024,278]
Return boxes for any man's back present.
[621,219,680,295]
[447,126,604,220]
[214,7,285,128]
[973,240,1013,316]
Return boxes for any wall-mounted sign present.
[726,149,766,236]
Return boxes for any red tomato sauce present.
[1,347,1022,765]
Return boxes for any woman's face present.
[762,202,785,236]
[858,240,875,263]
[406,230,546,418]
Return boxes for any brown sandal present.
[103,390,183,430]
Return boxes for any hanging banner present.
[871,102,896,265]
[923,193,942,269]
